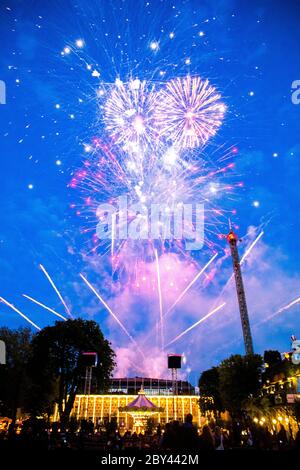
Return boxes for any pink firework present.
[155,75,226,149]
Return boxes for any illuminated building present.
[53,377,201,429]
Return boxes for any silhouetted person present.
[180,414,199,451]
[199,425,215,451]
[214,426,224,450]
[277,424,288,449]
[161,422,175,450]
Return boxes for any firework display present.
[154,76,226,148]
[102,75,225,151]
[0,0,298,386]
[68,70,235,287]
[103,78,159,150]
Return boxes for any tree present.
[262,353,298,386]
[198,367,224,415]
[263,350,282,367]
[0,327,32,423]
[218,354,263,416]
[28,319,115,425]
[243,395,272,421]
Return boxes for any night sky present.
[1,0,300,383]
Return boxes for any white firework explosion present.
[103,78,159,151]
[154,75,226,149]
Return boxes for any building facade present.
[108,377,196,396]
[55,394,201,429]
[53,377,200,429]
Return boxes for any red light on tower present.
[226,230,238,243]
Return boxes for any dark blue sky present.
[0,0,300,379]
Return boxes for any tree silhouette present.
[28,319,115,425]
[219,354,263,416]
[198,367,224,415]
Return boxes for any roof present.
[126,389,158,410]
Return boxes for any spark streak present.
[276,297,300,314]
[80,273,145,358]
[154,249,164,350]
[0,296,41,330]
[165,302,226,347]
[111,212,116,260]
[39,264,73,318]
[256,296,300,326]
[23,294,67,321]
[240,230,264,265]
[164,252,218,317]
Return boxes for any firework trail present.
[80,273,145,358]
[111,212,116,255]
[23,294,67,321]
[165,302,226,347]
[140,252,219,348]
[0,296,41,331]
[255,296,300,327]
[155,76,226,148]
[154,249,164,350]
[39,264,73,319]
[276,297,300,315]
[240,230,264,265]
[164,252,218,317]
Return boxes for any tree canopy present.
[27,318,115,424]
[218,354,263,415]
[263,350,282,367]
[198,367,224,414]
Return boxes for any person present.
[277,424,288,449]
[161,422,171,449]
[180,414,200,451]
[214,426,224,450]
[199,425,215,450]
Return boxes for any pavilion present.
[119,388,164,433]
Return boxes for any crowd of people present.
[1,413,300,451]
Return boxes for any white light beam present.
[23,294,67,321]
[80,273,145,358]
[165,302,226,348]
[39,264,73,318]
[164,252,218,317]
[0,296,41,331]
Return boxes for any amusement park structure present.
[226,229,254,355]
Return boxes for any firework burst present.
[154,75,226,149]
[103,78,159,151]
